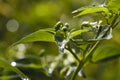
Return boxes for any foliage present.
[13,28,55,45]
[0,0,120,80]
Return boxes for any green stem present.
[70,41,100,80]
[84,14,120,61]
[70,60,84,80]
[110,14,119,28]
[85,41,100,59]
[112,21,120,29]
[66,46,80,62]
[69,14,119,80]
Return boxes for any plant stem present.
[84,14,119,61]
[70,41,100,80]
[70,60,84,80]
[85,41,100,59]
[66,46,80,62]
[110,14,120,28]
[69,14,119,80]
[110,14,118,27]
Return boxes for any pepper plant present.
[0,0,120,80]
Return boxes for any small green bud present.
[54,21,63,31]
[64,23,69,28]
[62,23,69,32]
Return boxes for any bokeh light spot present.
[6,19,19,32]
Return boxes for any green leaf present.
[0,57,29,79]
[70,30,89,38]
[92,43,120,62]
[0,75,19,80]
[72,7,89,14]
[73,7,109,17]
[13,28,55,45]
[107,0,120,13]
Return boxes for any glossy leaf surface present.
[107,0,120,13]
[13,28,55,45]
[92,43,120,62]
[73,7,109,17]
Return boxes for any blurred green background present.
[0,0,120,80]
